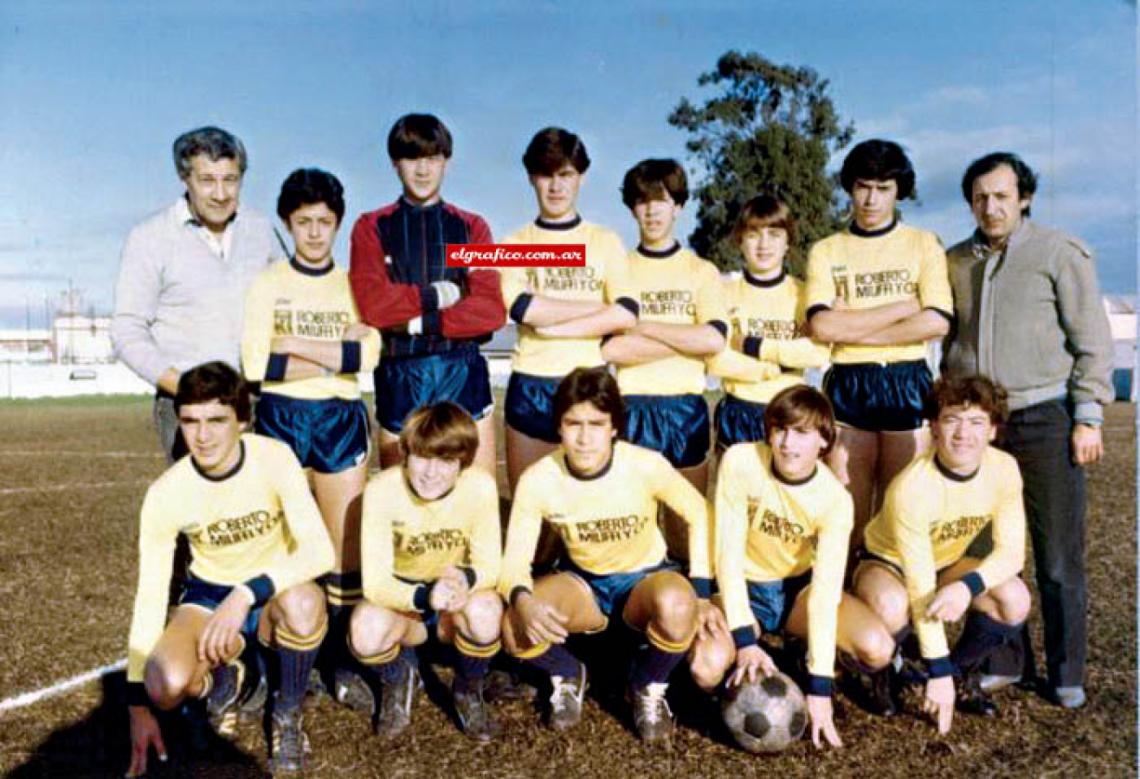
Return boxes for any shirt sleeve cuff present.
[413,582,434,614]
[508,585,531,608]
[1073,401,1103,426]
[960,572,986,598]
[340,341,361,374]
[731,626,758,650]
[127,681,151,707]
[742,336,762,359]
[925,306,955,325]
[806,675,833,697]
[805,303,830,321]
[707,320,728,339]
[242,575,276,607]
[925,656,956,679]
[616,296,640,317]
[460,566,477,588]
[265,353,288,382]
[509,292,534,324]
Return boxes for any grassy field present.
[0,396,1134,778]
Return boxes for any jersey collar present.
[636,241,682,259]
[535,214,582,231]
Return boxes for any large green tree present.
[669,50,855,275]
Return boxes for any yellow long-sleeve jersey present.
[360,465,501,613]
[715,442,852,680]
[611,246,728,396]
[707,271,830,403]
[804,222,952,364]
[501,219,630,377]
[241,259,381,400]
[499,441,712,600]
[127,434,334,682]
[864,448,1026,659]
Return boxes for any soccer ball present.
[721,672,807,753]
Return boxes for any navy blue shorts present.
[625,393,710,469]
[179,575,264,636]
[823,359,931,432]
[374,345,494,434]
[255,394,370,474]
[714,394,767,450]
[505,372,562,443]
[565,559,680,617]
[747,572,811,633]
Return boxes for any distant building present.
[1103,295,1136,401]
[53,315,114,363]
[0,329,52,361]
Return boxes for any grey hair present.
[172,126,247,178]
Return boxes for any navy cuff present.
[509,292,534,324]
[806,675,833,697]
[509,585,531,608]
[127,681,151,707]
[707,319,728,339]
[616,296,640,317]
[420,284,440,314]
[805,303,830,321]
[926,656,956,679]
[731,626,758,650]
[340,341,361,374]
[961,572,986,598]
[413,582,433,613]
[742,335,762,359]
[460,566,477,588]
[690,577,713,599]
[421,309,442,336]
[926,306,955,325]
[265,353,288,382]
[243,575,276,607]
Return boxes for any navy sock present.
[521,643,580,680]
[277,645,320,710]
[952,612,1023,674]
[629,644,685,689]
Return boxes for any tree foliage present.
[669,50,855,275]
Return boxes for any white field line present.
[0,450,161,458]
[0,480,149,495]
[0,658,125,714]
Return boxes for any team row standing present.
[112,120,1113,775]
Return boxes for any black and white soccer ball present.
[721,672,807,753]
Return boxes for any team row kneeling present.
[126,362,1027,775]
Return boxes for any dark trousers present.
[989,399,1087,688]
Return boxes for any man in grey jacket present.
[112,126,282,460]
[943,151,1113,710]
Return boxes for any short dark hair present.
[174,361,251,423]
[173,126,247,178]
[960,152,1036,217]
[553,367,625,437]
[839,139,915,200]
[764,385,837,456]
[523,127,591,175]
[925,375,1009,425]
[387,113,453,160]
[399,402,479,468]
[276,168,346,225]
[621,158,688,209]
[733,194,796,246]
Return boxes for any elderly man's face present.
[970,164,1031,248]
[182,154,242,233]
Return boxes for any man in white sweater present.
[112,126,283,460]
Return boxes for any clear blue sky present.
[0,0,1135,327]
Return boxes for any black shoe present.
[269,705,309,775]
[957,673,999,717]
[482,669,538,703]
[867,667,900,717]
[547,663,588,732]
[628,682,674,744]
[453,679,502,742]
[374,660,417,739]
